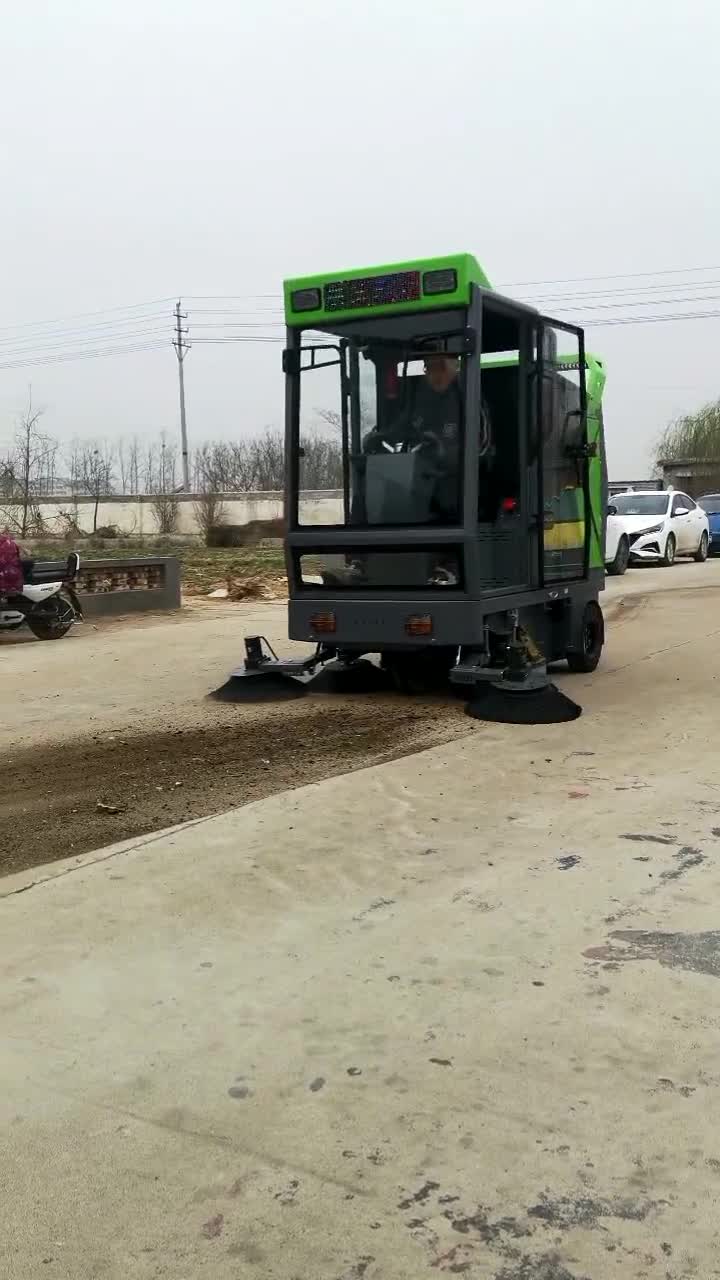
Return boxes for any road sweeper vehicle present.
[223,254,608,723]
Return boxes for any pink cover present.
[0,535,24,593]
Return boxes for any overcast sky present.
[1,0,719,479]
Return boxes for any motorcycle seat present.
[21,559,62,586]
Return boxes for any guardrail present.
[32,556,181,617]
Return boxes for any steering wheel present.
[410,430,451,475]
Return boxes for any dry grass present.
[24,538,289,597]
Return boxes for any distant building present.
[656,457,720,498]
[608,478,659,495]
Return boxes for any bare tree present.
[65,440,83,497]
[193,446,227,544]
[148,434,180,533]
[142,440,158,495]
[80,441,115,533]
[1,391,57,535]
[248,429,285,490]
[299,432,343,489]
[190,427,340,496]
[117,437,130,493]
[128,437,141,495]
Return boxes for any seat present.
[21,559,63,586]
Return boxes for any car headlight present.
[636,523,663,536]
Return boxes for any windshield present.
[295,327,467,530]
[699,495,720,515]
[611,493,668,516]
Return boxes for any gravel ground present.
[0,600,470,874]
[3,561,719,877]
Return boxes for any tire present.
[567,600,604,673]
[607,535,630,576]
[661,533,676,567]
[26,592,76,641]
[381,650,451,695]
[694,530,709,563]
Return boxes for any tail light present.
[311,612,336,634]
[405,615,433,637]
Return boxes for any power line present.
[0,297,175,336]
[0,339,171,371]
[505,263,720,288]
[0,326,171,359]
[0,312,171,347]
[584,308,720,328]
[519,279,720,304]
[552,294,720,314]
[4,292,720,373]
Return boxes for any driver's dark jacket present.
[363,380,462,453]
[362,380,462,521]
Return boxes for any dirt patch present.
[0,696,471,878]
[585,929,720,978]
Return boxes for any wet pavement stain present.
[621,833,677,845]
[274,1178,300,1205]
[449,1206,531,1247]
[398,1181,440,1210]
[431,1242,475,1272]
[654,1078,696,1097]
[353,898,395,922]
[527,1192,663,1229]
[585,929,720,978]
[336,1257,375,1280]
[494,1256,589,1280]
[659,846,705,882]
[201,1213,224,1239]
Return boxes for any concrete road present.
[3,565,720,1278]
[2,559,718,749]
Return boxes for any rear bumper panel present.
[289,577,603,648]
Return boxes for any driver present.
[362,350,462,524]
[363,352,462,461]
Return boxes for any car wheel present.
[607,535,630,576]
[694,530,709,562]
[567,601,605,673]
[661,533,676,566]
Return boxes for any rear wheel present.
[26,592,76,640]
[607,535,630,576]
[694,530,709,562]
[566,601,604,673]
[661,533,676,567]
[381,650,451,695]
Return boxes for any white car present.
[606,490,710,570]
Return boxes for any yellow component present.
[518,627,543,664]
[545,519,585,550]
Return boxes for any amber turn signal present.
[310,612,336,633]
[405,615,433,637]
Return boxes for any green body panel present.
[482,352,607,570]
[284,253,491,328]
[585,355,607,570]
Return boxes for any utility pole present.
[173,300,191,490]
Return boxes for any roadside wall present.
[2,491,344,537]
[33,557,182,616]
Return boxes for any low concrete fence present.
[4,490,344,537]
[33,556,181,617]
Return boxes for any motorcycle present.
[0,552,83,641]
